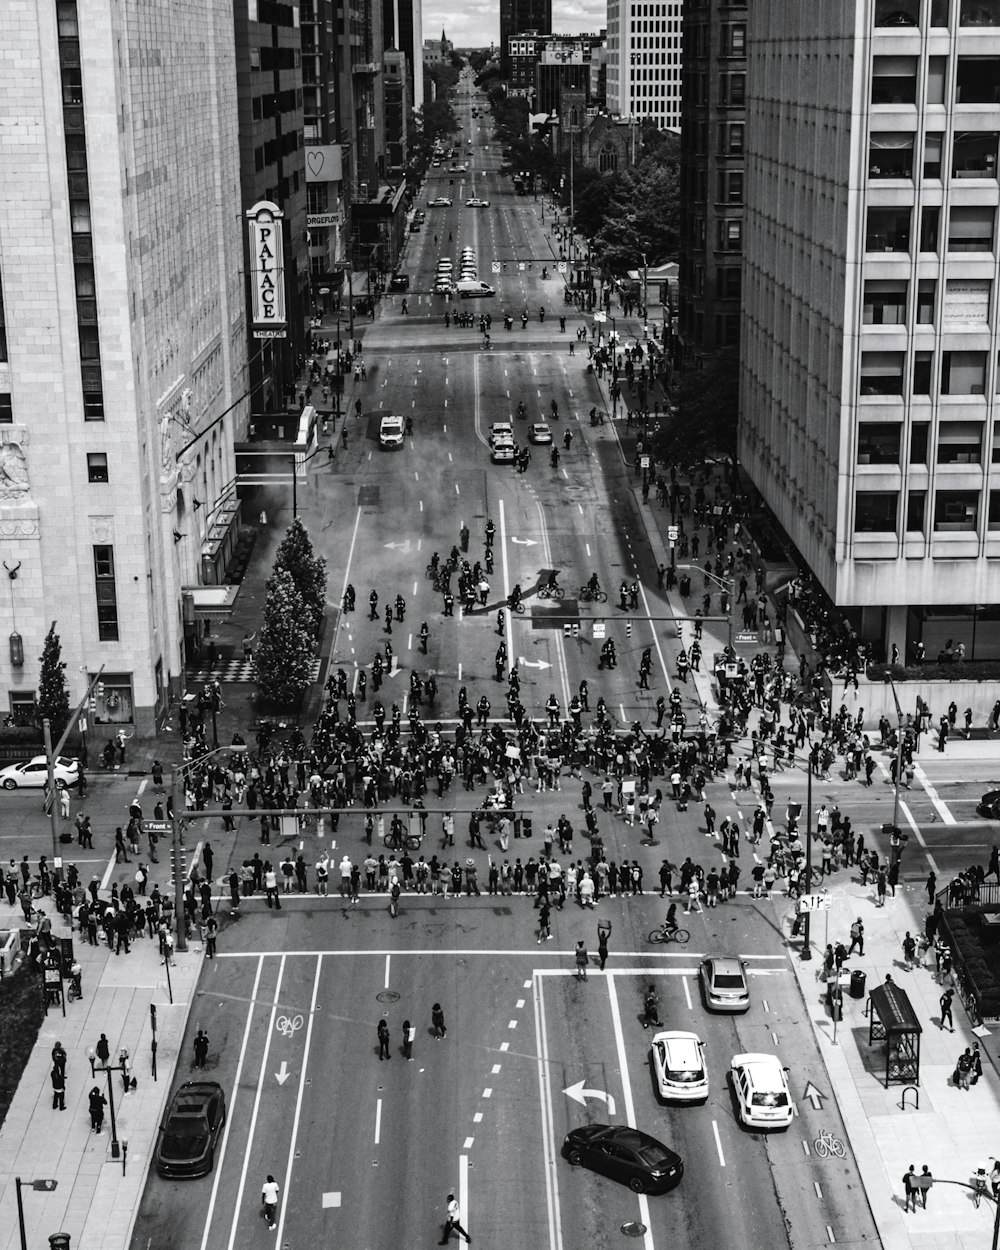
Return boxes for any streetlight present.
[14,1176,58,1250]
[933,1172,1000,1249]
[677,564,735,651]
[885,675,907,838]
[87,1046,131,1161]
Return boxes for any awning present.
[182,584,241,620]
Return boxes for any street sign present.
[640,455,650,468]
[668,525,679,542]
[593,622,606,639]
[142,820,171,835]
[491,262,501,273]
[798,894,832,913]
[735,631,757,644]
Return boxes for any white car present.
[466,198,490,208]
[529,423,552,445]
[491,439,516,464]
[489,422,514,445]
[650,1031,709,1103]
[730,1053,793,1130]
[428,196,453,206]
[433,280,455,295]
[379,415,405,448]
[0,755,79,790]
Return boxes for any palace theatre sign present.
[245,201,287,339]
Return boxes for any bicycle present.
[508,598,525,614]
[813,1129,846,1159]
[537,583,565,600]
[647,923,690,945]
[384,830,422,851]
[578,585,608,603]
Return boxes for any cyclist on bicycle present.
[664,903,679,938]
[516,400,526,419]
[509,583,523,610]
[587,572,600,596]
[546,570,559,592]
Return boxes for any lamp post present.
[886,675,906,837]
[87,1046,129,1160]
[14,1177,58,1250]
[677,565,735,651]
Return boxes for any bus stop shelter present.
[868,980,922,1086]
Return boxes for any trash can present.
[48,1235,71,1250]
[850,968,866,1000]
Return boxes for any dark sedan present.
[980,790,1000,819]
[562,1124,683,1194]
[155,1081,226,1178]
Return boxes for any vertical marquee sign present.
[245,201,287,339]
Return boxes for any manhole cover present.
[376,990,400,1003]
[621,1221,647,1237]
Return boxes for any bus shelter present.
[868,980,922,1086]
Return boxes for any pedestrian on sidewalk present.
[193,1029,210,1069]
[956,1048,973,1090]
[51,1040,67,1077]
[261,1176,280,1230]
[440,1193,471,1245]
[96,1033,110,1065]
[972,1041,984,1084]
[940,986,955,1031]
[903,1165,918,1212]
[88,1086,106,1132]
[902,931,917,968]
[431,1003,447,1040]
[847,917,864,956]
[51,1064,66,1110]
[378,1019,390,1060]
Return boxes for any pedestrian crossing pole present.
[171,770,187,953]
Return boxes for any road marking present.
[802,1139,811,1156]
[384,954,391,988]
[913,764,955,824]
[508,1019,517,1029]
[533,974,564,1250]
[814,1181,823,1198]
[606,976,654,1250]
[374,1097,382,1145]
[275,956,324,1246]
[321,1193,341,1208]
[483,1087,493,1098]
[224,956,287,1250]
[464,1135,475,1148]
[474,1111,483,1122]
[492,1063,502,1074]
[455,484,460,494]
[516,998,525,1008]
[712,1120,726,1166]
[532,497,571,708]
[499,498,514,662]
[500,1041,509,1051]
[682,976,692,1010]
[199,956,264,1250]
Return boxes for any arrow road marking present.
[383,540,412,552]
[563,1079,616,1117]
[511,536,537,546]
[803,1080,825,1111]
[275,1061,291,1085]
[519,658,552,669]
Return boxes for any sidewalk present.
[779,876,1000,1250]
[0,915,199,1250]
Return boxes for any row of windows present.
[862,276,994,328]
[869,129,998,180]
[870,55,1000,107]
[866,204,996,254]
[860,349,1000,397]
[681,265,742,300]
[858,421,1000,464]
[855,489,1000,535]
[874,0,999,29]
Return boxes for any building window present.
[910,423,930,463]
[941,351,987,395]
[717,170,743,204]
[598,145,618,172]
[937,421,983,463]
[717,122,743,155]
[923,133,943,178]
[860,351,904,396]
[990,491,1000,531]
[906,490,927,533]
[855,491,898,533]
[917,279,936,324]
[934,490,979,531]
[721,23,745,55]
[718,219,742,252]
[952,131,998,179]
[871,56,918,105]
[875,0,917,24]
[87,452,108,482]
[920,206,940,253]
[858,423,901,464]
[8,693,37,726]
[913,352,933,395]
[721,73,745,106]
[863,280,907,325]
[932,0,952,23]
[956,57,1000,103]
[948,206,995,252]
[866,207,911,252]
[0,394,10,424]
[93,544,119,641]
[869,133,914,179]
[81,363,104,421]
[90,672,134,725]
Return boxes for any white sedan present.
[428,197,453,207]
[730,1053,793,1129]
[650,1031,709,1103]
[0,754,80,790]
[466,198,490,208]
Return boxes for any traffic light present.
[168,846,188,887]
[563,623,579,638]
[625,621,632,639]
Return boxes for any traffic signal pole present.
[170,770,187,952]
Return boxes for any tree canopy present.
[651,349,740,463]
[255,568,315,705]
[36,623,70,737]
[272,518,327,640]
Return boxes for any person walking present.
[261,1175,280,1231]
[917,1165,933,1208]
[377,1018,390,1060]
[96,1033,110,1065]
[431,1002,447,1040]
[903,1164,918,1213]
[51,1064,66,1110]
[440,1192,471,1245]
[88,1085,107,1132]
[940,986,955,1031]
[847,917,864,956]
[597,920,611,971]
[403,1019,415,1061]
[575,940,589,981]
[203,915,218,959]
[193,1028,210,1069]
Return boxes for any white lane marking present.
[492,1064,502,1074]
[224,955,287,1250]
[474,1111,483,1122]
[606,976,654,1250]
[483,1087,493,1098]
[460,1154,471,1245]
[321,1192,341,1208]
[533,974,564,1250]
[508,1019,517,1029]
[802,1139,811,1156]
[275,956,324,1245]
[825,1225,835,1243]
[532,496,571,709]
[420,500,424,512]
[199,957,265,1250]
[682,976,692,1010]
[516,999,525,1008]
[500,498,514,663]
[913,763,955,825]
[374,1097,382,1145]
[384,954,391,988]
[455,484,460,495]
[712,1120,726,1167]
[637,577,674,697]
[814,1181,823,1198]
[464,1135,474,1148]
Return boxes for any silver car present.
[699,957,750,1013]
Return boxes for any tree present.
[37,623,70,737]
[592,156,680,272]
[272,518,327,639]
[651,350,740,463]
[255,569,315,705]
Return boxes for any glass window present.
[91,672,133,725]
[917,280,936,324]
[8,693,36,727]
[69,198,91,234]
[866,207,911,252]
[952,131,999,178]
[872,56,918,105]
[93,545,119,641]
[961,0,1000,23]
[990,491,1000,531]
[911,423,930,463]
[937,421,983,462]
[869,133,914,178]
[934,490,979,530]
[860,351,905,396]
[927,57,947,105]
[931,0,951,25]
[875,0,917,23]
[82,363,104,421]
[941,350,987,394]
[944,278,990,325]
[858,423,901,463]
[87,452,108,482]
[907,490,927,532]
[920,206,940,252]
[863,280,908,325]
[855,492,898,533]
[56,0,79,37]
[924,133,943,178]
[956,57,1000,103]
[0,393,11,424]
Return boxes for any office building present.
[741,0,1000,659]
[500,0,552,79]
[0,0,248,734]
[383,0,423,126]
[607,0,684,132]
[302,0,349,298]
[508,33,606,113]
[678,0,745,354]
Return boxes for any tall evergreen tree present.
[37,623,70,736]
[273,518,327,638]
[255,569,314,704]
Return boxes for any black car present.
[155,1081,226,1178]
[562,1124,683,1194]
[389,273,410,291]
[980,790,1000,819]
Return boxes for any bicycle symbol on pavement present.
[275,1014,304,1038]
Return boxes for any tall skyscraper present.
[0,0,247,733]
[500,0,552,79]
[383,0,424,122]
[741,0,1000,660]
[606,0,684,132]
[678,0,746,354]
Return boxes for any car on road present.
[155,1081,226,1179]
[699,956,750,1013]
[449,164,467,173]
[729,1053,793,1130]
[529,423,552,445]
[436,259,453,271]
[650,1031,709,1103]
[0,755,79,790]
[466,198,490,208]
[379,416,405,448]
[389,273,410,291]
[431,159,441,167]
[562,1124,683,1194]
[433,280,455,295]
[428,196,452,206]
[490,439,516,464]
[979,789,1000,818]
[408,220,421,233]
[489,422,514,445]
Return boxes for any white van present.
[456,279,495,299]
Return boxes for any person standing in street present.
[440,1192,471,1244]
[575,940,589,980]
[96,1033,110,1065]
[597,920,611,971]
[431,1003,447,1040]
[377,1018,390,1060]
[403,1019,415,1060]
[193,1028,210,1069]
[51,1064,66,1110]
[261,1175,280,1231]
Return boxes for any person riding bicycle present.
[663,903,679,938]
[587,572,600,596]
[516,400,526,419]
[641,985,663,1030]
[550,399,559,419]
[509,583,523,610]
[546,570,559,592]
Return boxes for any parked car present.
[650,1031,709,1103]
[154,1082,226,1178]
[0,755,79,791]
[490,439,516,464]
[979,789,1000,819]
[699,956,750,1013]
[729,1053,793,1130]
[389,273,410,291]
[489,422,514,445]
[562,1124,683,1194]
[428,196,453,206]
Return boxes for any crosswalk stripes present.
[187,658,323,685]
